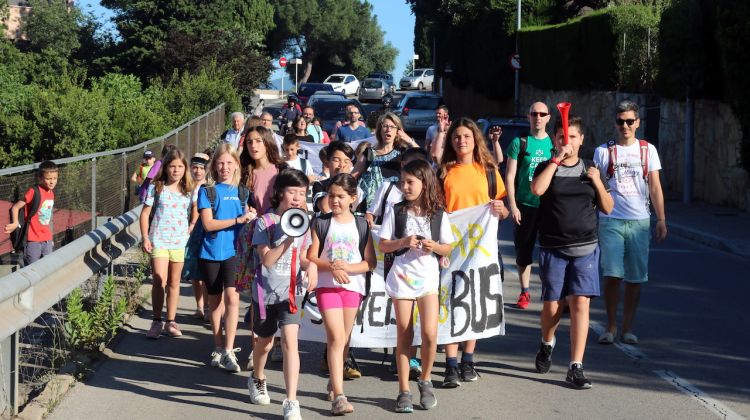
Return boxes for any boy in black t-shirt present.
[530,117,613,389]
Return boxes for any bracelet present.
[235,217,239,224]
[550,157,562,166]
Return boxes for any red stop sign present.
[279,57,287,67]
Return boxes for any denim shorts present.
[539,247,601,301]
[598,217,650,283]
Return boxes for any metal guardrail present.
[0,103,226,264]
[0,206,143,415]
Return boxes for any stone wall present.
[659,99,749,209]
[442,80,749,209]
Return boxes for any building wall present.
[4,3,31,40]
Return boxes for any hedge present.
[519,5,660,92]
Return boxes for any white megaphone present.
[279,208,310,237]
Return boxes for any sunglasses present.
[616,118,637,126]
[529,112,549,117]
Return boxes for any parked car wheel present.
[418,82,424,90]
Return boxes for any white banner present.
[297,203,504,347]
[298,137,377,174]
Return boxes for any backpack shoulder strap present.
[392,201,409,256]
[314,213,333,258]
[606,140,617,180]
[29,185,42,219]
[639,139,649,181]
[300,158,308,174]
[355,215,370,259]
[519,136,528,157]
[430,209,443,243]
[374,182,395,225]
[205,185,217,213]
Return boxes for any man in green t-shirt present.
[505,102,555,309]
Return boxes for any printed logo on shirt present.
[38,200,53,225]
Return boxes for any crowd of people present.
[5,98,667,420]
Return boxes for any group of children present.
[3,105,607,419]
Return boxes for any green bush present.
[519,5,660,92]
[64,276,127,352]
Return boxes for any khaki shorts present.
[151,248,185,263]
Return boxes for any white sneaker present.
[283,398,302,420]
[246,350,254,371]
[248,375,271,405]
[220,347,241,373]
[210,347,224,367]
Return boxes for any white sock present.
[542,337,556,348]
[569,361,582,369]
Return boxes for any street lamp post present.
[413,54,419,75]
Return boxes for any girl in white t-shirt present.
[378,159,454,413]
[307,173,376,416]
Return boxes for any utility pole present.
[514,0,521,117]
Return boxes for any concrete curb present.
[667,221,750,258]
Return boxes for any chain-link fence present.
[0,103,226,266]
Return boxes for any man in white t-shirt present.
[261,111,284,154]
[424,105,449,154]
[593,100,667,346]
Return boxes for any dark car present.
[312,98,366,136]
[476,117,531,167]
[297,83,334,105]
[393,92,444,135]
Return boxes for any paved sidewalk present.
[664,200,750,258]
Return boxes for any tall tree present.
[268,0,397,83]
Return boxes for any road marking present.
[589,321,745,420]
[654,370,747,420]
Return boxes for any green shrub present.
[64,276,127,352]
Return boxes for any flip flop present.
[621,332,639,345]
[598,331,616,344]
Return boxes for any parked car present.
[297,83,334,105]
[306,91,346,108]
[323,74,360,96]
[312,98,366,136]
[393,92,443,134]
[358,78,395,102]
[476,117,531,167]
[367,71,394,82]
[399,68,435,90]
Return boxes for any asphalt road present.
[48,222,749,420]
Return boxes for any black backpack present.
[10,185,41,253]
[383,201,444,278]
[202,184,252,238]
[312,212,372,331]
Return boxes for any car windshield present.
[326,76,345,83]
[404,97,441,110]
[315,102,354,120]
[409,70,424,77]
[363,80,382,88]
[299,85,327,96]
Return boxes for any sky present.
[75,0,416,86]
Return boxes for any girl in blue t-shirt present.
[139,149,194,340]
[198,143,257,372]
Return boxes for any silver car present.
[395,92,443,134]
[358,78,394,102]
[399,68,435,90]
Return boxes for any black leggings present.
[199,257,237,295]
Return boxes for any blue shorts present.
[598,217,650,283]
[539,247,601,301]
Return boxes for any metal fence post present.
[0,331,19,416]
[91,158,97,230]
[187,121,192,156]
[121,153,127,214]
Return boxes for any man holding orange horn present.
[531,115,613,389]
[594,100,667,346]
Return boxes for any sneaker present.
[566,363,592,389]
[459,362,479,382]
[246,350,254,371]
[417,380,437,410]
[408,358,422,381]
[331,394,354,415]
[282,398,302,420]
[344,362,361,379]
[146,320,163,339]
[441,366,460,388]
[271,341,284,362]
[220,347,241,373]
[248,375,271,405]
[516,291,531,309]
[210,347,224,367]
[394,391,413,413]
[162,321,182,337]
[535,343,553,374]
[436,344,445,353]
